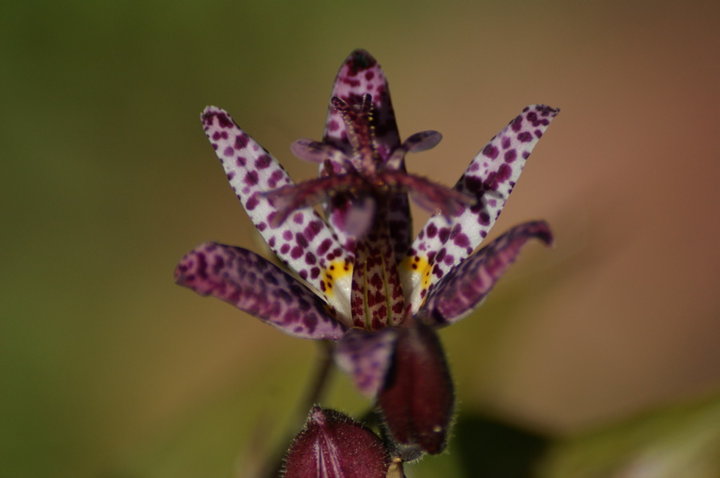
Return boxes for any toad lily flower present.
[175,50,558,451]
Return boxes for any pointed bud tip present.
[307,405,328,425]
[345,49,378,73]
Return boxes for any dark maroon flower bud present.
[283,406,390,478]
[377,322,454,456]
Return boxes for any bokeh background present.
[3,1,720,477]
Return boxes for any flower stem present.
[297,340,335,419]
[258,340,336,478]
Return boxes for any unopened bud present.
[377,322,454,455]
[283,406,390,478]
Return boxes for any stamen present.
[290,138,343,164]
[331,95,378,173]
[387,130,443,169]
[263,174,367,227]
[403,130,442,153]
[377,170,475,217]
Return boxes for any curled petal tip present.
[534,220,554,246]
[420,220,556,326]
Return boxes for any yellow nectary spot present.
[400,255,432,309]
[322,259,353,298]
[321,259,354,322]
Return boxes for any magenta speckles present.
[176,49,559,405]
[405,104,559,312]
[175,243,345,340]
[421,221,553,325]
[201,106,351,306]
[483,144,499,159]
[321,50,408,258]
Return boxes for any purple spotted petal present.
[201,107,352,306]
[405,105,559,312]
[419,221,553,326]
[175,242,346,340]
[322,50,411,262]
[334,328,397,397]
[323,49,400,160]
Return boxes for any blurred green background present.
[3,1,720,477]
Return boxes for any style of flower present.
[175,49,558,453]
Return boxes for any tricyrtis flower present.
[175,49,558,453]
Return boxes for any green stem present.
[259,340,336,478]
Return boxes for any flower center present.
[264,95,475,330]
[349,200,407,330]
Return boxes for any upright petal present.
[323,50,411,261]
[403,105,559,312]
[418,221,553,326]
[323,49,400,160]
[202,107,353,315]
[175,242,346,340]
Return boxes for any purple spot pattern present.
[407,104,559,312]
[334,328,397,397]
[421,221,553,325]
[322,49,411,263]
[201,106,350,296]
[175,242,345,340]
[179,50,560,400]
[350,207,406,330]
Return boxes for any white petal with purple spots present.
[403,105,559,312]
[418,221,553,326]
[201,106,353,317]
[321,50,412,262]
